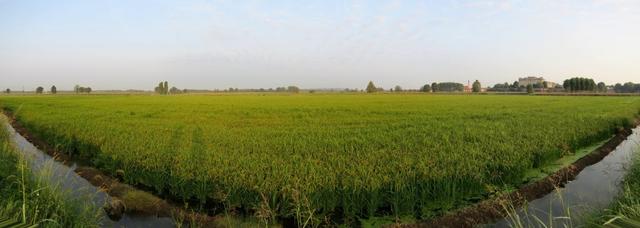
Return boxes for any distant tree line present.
[489,81,562,92]
[613,82,640,93]
[35,85,58,94]
[275,86,300,93]
[490,81,523,92]
[169,87,185,94]
[154,81,187,94]
[221,86,300,93]
[155,81,169,95]
[74,85,92,93]
[563,77,597,92]
[392,78,638,94]
[31,85,92,94]
[431,82,464,92]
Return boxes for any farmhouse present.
[518,76,557,88]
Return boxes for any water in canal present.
[490,127,640,227]
[5,122,176,228]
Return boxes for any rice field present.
[1,94,640,225]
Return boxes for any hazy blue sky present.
[1,0,639,91]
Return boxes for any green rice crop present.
[1,94,639,225]
[0,116,102,227]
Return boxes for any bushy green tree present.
[50,85,57,94]
[614,82,640,93]
[597,82,607,93]
[472,80,481,93]
[421,84,431,92]
[366,81,377,93]
[431,82,439,92]
[527,84,534,94]
[394,85,402,92]
[36,87,44,94]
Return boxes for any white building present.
[518,77,557,88]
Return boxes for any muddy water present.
[4,123,176,228]
[490,127,640,227]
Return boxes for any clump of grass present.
[121,189,163,212]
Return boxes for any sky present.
[1,0,639,91]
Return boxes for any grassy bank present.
[0,116,102,227]
[588,150,640,227]
[1,94,640,225]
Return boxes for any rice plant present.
[1,94,639,224]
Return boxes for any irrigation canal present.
[4,122,176,228]
[489,127,640,227]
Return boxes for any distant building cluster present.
[518,76,557,88]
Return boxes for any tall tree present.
[472,80,481,93]
[366,81,377,93]
[597,82,606,93]
[563,77,598,92]
[50,85,57,94]
[526,84,534,94]
[431,82,439,92]
[5,88,9,94]
[163,81,169,94]
[36,87,44,94]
